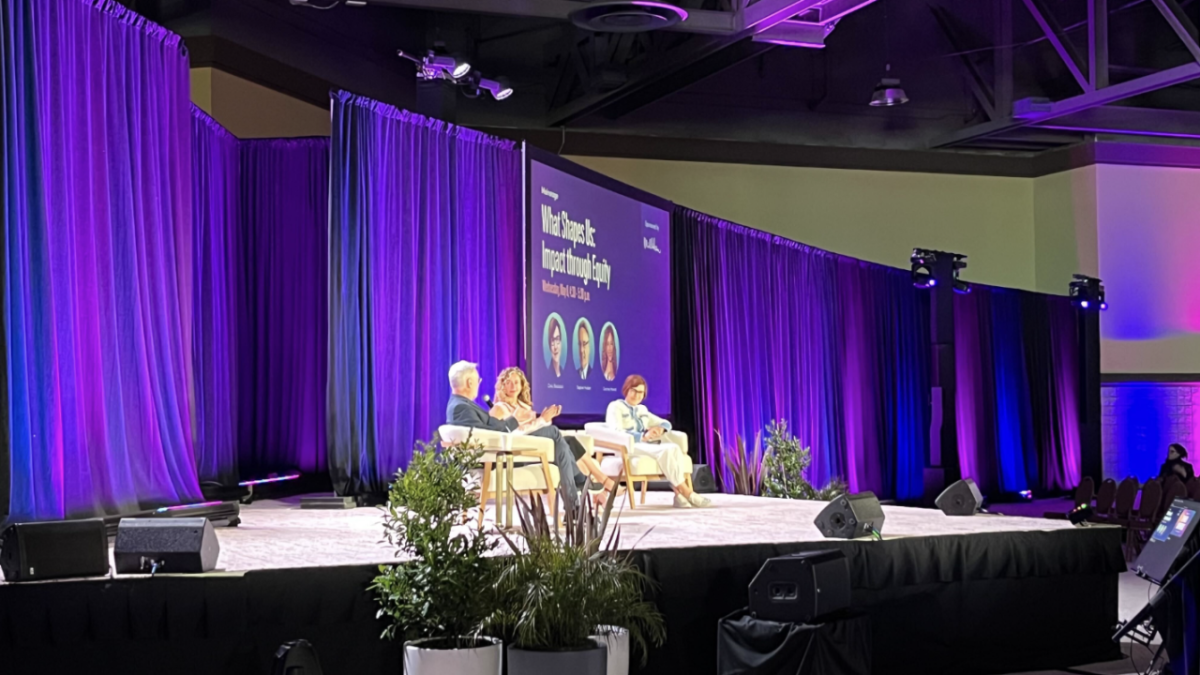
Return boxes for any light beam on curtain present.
[1,0,202,520]
[674,208,929,500]
[327,91,522,496]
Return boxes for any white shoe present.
[673,494,693,509]
[687,493,712,508]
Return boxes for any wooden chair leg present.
[479,461,493,530]
[640,479,648,505]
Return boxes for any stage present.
[0,494,1127,675]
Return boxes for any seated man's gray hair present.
[448,361,478,390]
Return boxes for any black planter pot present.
[507,644,607,675]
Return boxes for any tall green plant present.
[484,489,666,664]
[371,436,496,644]
[760,420,848,501]
[717,430,763,495]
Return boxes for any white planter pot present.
[507,644,608,675]
[591,626,630,675]
[403,636,502,675]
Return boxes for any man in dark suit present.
[446,361,582,503]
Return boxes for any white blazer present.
[605,400,671,442]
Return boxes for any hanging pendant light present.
[870,64,909,107]
[869,0,909,107]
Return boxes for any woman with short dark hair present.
[1159,443,1195,482]
[605,374,711,509]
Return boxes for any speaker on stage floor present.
[814,492,885,539]
[645,464,719,493]
[748,549,851,623]
[935,479,983,516]
[691,464,718,494]
[0,518,110,582]
[114,518,220,574]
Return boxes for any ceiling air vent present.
[568,2,688,32]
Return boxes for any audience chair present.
[1074,476,1095,507]
[1125,478,1163,561]
[1188,478,1200,502]
[1090,478,1117,522]
[1100,476,1139,526]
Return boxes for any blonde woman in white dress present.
[605,374,711,508]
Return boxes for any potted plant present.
[761,420,848,500]
[486,491,666,675]
[371,436,502,675]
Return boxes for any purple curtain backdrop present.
[237,137,329,477]
[327,91,522,495]
[674,209,930,500]
[1,0,202,520]
[954,286,1082,494]
[192,107,240,485]
[191,108,329,482]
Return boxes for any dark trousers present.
[527,425,583,502]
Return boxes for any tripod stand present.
[1114,544,1200,674]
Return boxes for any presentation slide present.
[528,156,672,417]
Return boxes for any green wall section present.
[569,156,1038,292]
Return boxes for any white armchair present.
[582,423,692,509]
[438,425,560,528]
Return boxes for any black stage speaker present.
[0,518,109,582]
[114,518,220,574]
[273,639,324,675]
[814,492,885,539]
[691,464,718,494]
[645,465,719,493]
[748,550,851,623]
[935,478,983,516]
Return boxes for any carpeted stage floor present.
[0,493,1129,675]
[210,492,1093,571]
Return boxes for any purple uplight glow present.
[238,473,301,487]
[1081,300,1089,309]
[155,500,224,514]
[929,279,938,287]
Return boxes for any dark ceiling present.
[129,0,1200,159]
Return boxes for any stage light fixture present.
[910,248,936,288]
[398,50,513,101]
[1068,503,1094,526]
[1069,274,1106,311]
[397,50,471,82]
[481,78,514,101]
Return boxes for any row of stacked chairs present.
[1069,475,1200,560]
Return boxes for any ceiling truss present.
[932,0,1200,148]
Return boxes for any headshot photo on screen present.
[573,318,594,380]
[543,313,566,378]
[600,322,620,382]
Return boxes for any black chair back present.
[1137,479,1163,521]
[1113,477,1139,519]
[1094,478,1117,516]
[1074,476,1095,507]
[1188,478,1200,502]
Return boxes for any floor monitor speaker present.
[814,492,885,539]
[748,549,851,623]
[0,518,109,582]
